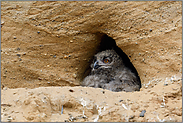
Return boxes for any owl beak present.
[94,61,101,69]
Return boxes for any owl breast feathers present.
[81,49,141,92]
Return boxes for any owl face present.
[91,49,123,71]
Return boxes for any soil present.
[1,1,182,122]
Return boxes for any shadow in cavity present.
[82,32,141,88]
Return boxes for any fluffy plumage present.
[81,49,141,92]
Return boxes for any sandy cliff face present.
[1,1,182,122]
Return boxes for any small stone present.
[17,48,20,51]
[14,111,19,113]
[70,40,73,43]
[164,83,168,86]
[14,36,17,39]
[7,117,12,121]
[119,100,123,102]
[139,110,146,117]
[1,21,5,25]
[53,55,56,58]
[64,55,68,59]
[129,115,135,119]
[16,54,21,57]
[73,73,77,78]
[149,29,152,32]
[37,31,40,34]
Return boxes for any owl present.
[81,49,141,92]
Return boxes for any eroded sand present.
[1,1,182,122]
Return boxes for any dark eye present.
[103,58,110,63]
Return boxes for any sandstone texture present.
[1,1,182,122]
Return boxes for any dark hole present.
[69,89,74,92]
[82,33,141,88]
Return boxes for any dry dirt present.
[1,1,182,122]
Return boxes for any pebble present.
[164,83,168,86]
[119,100,123,102]
[73,73,77,78]
[7,117,12,122]
[14,111,19,113]
[149,29,152,32]
[1,21,5,25]
[139,110,146,117]
[16,54,21,57]
[4,87,8,90]
[37,31,40,34]
[64,55,68,59]
[13,60,17,62]
[129,115,135,119]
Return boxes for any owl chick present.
[81,49,141,92]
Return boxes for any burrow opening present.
[81,32,141,88]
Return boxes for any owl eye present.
[103,58,110,63]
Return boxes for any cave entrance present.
[81,32,141,88]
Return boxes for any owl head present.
[91,49,123,71]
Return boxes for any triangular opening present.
[82,33,141,88]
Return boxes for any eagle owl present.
[81,49,141,92]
